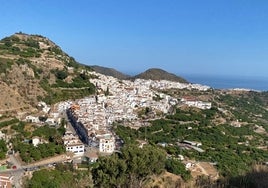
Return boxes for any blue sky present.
[1,0,268,77]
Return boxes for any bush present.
[54,69,68,80]
[165,158,191,181]
[25,39,40,49]
[0,118,19,128]
[0,140,7,159]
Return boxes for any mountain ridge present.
[90,65,130,80]
[90,66,188,83]
[133,68,188,83]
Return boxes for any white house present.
[66,143,85,155]
[45,118,56,125]
[185,162,192,169]
[38,102,51,114]
[178,155,184,161]
[63,132,85,155]
[32,137,40,147]
[99,135,115,153]
[25,116,40,123]
[0,131,5,140]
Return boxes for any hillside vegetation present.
[0,32,95,115]
[114,89,268,187]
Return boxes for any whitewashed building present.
[32,137,41,147]
[63,132,85,155]
[25,116,40,123]
[99,135,115,153]
[66,143,85,155]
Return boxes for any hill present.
[0,32,95,115]
[90,65,130,80]
[134,68,188,83]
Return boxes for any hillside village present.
[0,71,216,187]
[0,33,267,187]
[24,71,212,157]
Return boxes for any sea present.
[182,74,268,92]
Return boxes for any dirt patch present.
[144,171,185,188]
[190,162,219,180]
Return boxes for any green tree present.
[165,158,191,181]
[0,140,7,159]
[123,145,166,187]
[92,154,127,187]
[55,69,68,80]
[26,166,93,188]
[92,145,166,188]
[29,147,42,161]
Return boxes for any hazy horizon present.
[107,66,268,80]
[120,68,268,91]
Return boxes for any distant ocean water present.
[182,75,268,91]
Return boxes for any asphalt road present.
[9,154,24,188]
[2,153,82,187]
